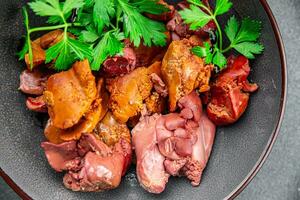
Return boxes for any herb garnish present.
[18,0,168,71]
[179,0,264,69]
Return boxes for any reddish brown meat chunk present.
[39,30,64,49]
[133,43,167,68]
[25,41,46,69]
[44,60,97,129]
[146,0,175,22]
[102,47,137,77]
[19,69,50,95]
[26,96,47,113]
[167,2,216,40]
[161,39,213,111]
[207,55,259,125]
[41,134,132,192]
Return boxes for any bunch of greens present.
[179,0,264,69]
[18,0,168,70]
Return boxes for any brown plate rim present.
[0,0,287,199]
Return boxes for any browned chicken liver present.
[44,60,97,129]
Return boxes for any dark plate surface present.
[0,0,286,199]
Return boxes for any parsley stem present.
[29,23,82,34]
[221,45,232,53]
[198,4,213,16]
[198,4,223,51]
[22,7,33,70]
[213,17,223,50]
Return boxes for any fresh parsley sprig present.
[223,16,264,59]
[18,0,90,70]
[179,0,264,69]
[18,0,168,71]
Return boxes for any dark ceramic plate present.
[0,0,286,199]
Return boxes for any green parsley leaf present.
[17,36,29,61]
[132,0,169,15]
[80,30,99,43]
[214,0,233,16]
[28,0,61,17]
[233,42,264,59]
[191,46,207,58]
[224,16,239,42]
[213,49,227,69]
[46,39,73,70]
[46,35,92,70]
[91,31,124,70]
[120,0,166,47]
[68,37,92,60]
[93,0,115,34]
[18,8,30,61]
[179,5,213,30]
[63,0,85,14]
[84,0,95,8]
[187,0,205,7]
[191,42,214,64]
[224,17,264,59]
[234,17,262,43]
[29,0,83,24]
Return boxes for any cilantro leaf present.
[179,5,213,30]
[93,0,115,34]
[224,16,239,42]
[132,0,169,15]
[233,42,264,59]
[91,31,124,70]
[214,0,233,16]
[120,0,166,47]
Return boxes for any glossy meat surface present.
[25,41,45,69]
[94,111,131,147]
[102,47,137,77]
[41,134,132,192]
[44,79,108,143]
[44,60,97,129]
[132,92,216,193]
[19,69,50,95]
[132,114,170,194]
[106,67,153,123]
[26,96,47,113]
[39,30,64,49]
[207,56,258,125]
[161,39,212,111]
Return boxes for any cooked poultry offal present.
[19,0,260,195]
